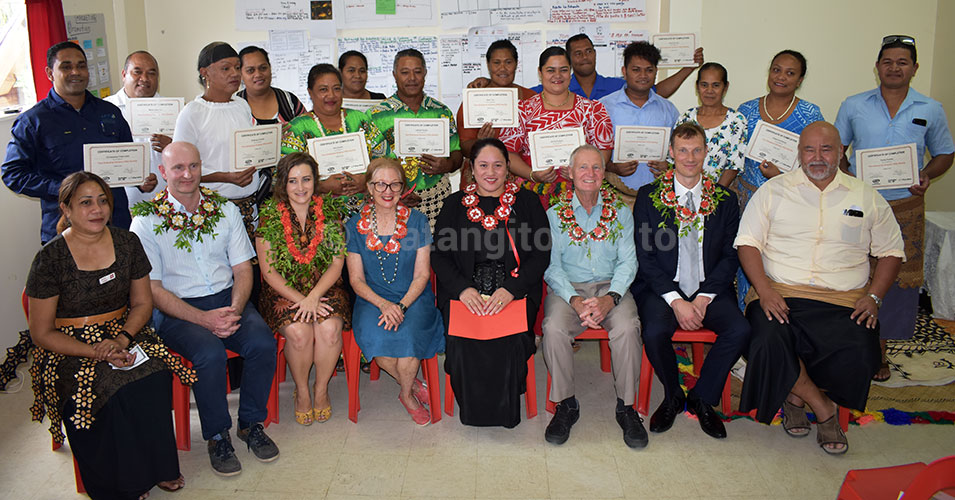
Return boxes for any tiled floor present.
[1,342,952,500]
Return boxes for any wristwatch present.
[868,293,883,308]
[118,330,136,348]
[397,302,408,314]
[607,292,622,306]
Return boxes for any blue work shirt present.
[544,190,636,303]
[2,89,133,242]
[600,87,679,191]
[531,72,626,101]
[835,87,954,201]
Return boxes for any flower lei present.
[278,197,325,264]
[257,195,346,288]
[462,182,520,230]
[554,184,624,245]
[131,187,227,252]
[356,203,409,254]
[650,168,727,240]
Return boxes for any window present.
[0,0,36,112]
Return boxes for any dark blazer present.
[630,181,740,300]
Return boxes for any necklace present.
[131,187,226,252]
[555,186,623,244]
[356,203,409,254]
[314,109,347,137]
[762,94,796,122]
[257,195,347,288]
[462,181,520,230]
[278,197,325,264]
[650,168,727,240]
[541,91,572,109]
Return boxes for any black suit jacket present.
[630,181,740,300]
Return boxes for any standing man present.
[632,122,749,440]
[367,48,463,229]
[601,41,680,193]
[105,50,170,208]
[2,41,137,243]
[131,142,278,476]
[541,144,644,448]
[834,35,954,381]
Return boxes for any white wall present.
[926,0,955,212]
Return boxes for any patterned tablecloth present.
[924,211,955,320]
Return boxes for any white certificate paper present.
[83,142,148,187]
[307,132,371,178]
[745,121,800,172]
[612,126,671,162]
[856,143,919,190]
[128,97,183,136]
[229,124,281,171]
[651,33,697,68]
[342,98,384,113]
[395,118,450,157]
[462,87,519,128]
[528,127,585,171]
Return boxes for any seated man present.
[632,122,749,440]
[130,142,278,475]
[541,144,644,448]
[735,122,904,454]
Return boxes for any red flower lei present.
[356,203,409,254]
[277,196,325,264]
[651,168,725,238]
[555,186,622,244]
[461,182,520,230]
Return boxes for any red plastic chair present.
[342,329,441,423]
[444,355,538,419]
[838,455,955,500]
[544,328,624,414]
[22,289,86,494]
[636,329,732,416]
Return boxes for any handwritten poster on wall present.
[65,14,112,98]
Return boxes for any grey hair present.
[393,48,427,72]
[568,144,605,170]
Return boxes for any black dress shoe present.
[615,406,648,448]
[649,394,685,433]
[686,392,727,439]
[544,401,580,445]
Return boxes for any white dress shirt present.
[662,177,716,306]
[104,88,167,208]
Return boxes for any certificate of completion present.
[307,132,370,178]
[612,126,670,162]
[528,127,585,171]
[342,98,384,113]
[745,121,800,172]
[128,97,183,136]
[83,143,149,187]
[856,143,918,190]
[651,33,697,68]
[462,88,519,128]
[229,124,281,171]
[394,118,450,157]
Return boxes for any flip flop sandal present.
[157,475,185,493]
[816,414,848,455]
[782,400,811,437]
[872,361,891,382]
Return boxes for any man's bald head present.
[798,121,843,186]
[159,142,202,198]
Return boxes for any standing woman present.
[256,153,349,425]
[237,46,307,125]
[339,51,387,100]
[735,50,823,309]
[26,172,195,499]
[499,46,614,204]
[675,62,748,187]
[432,138,550,428]
[174,42,260,240]
[345,158,444,425]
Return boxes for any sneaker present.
[207,434,242,476]
[616,406,649,449]
[236,423,280,462]
[544,400,580,445]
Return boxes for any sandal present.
[312,405,332,423]
[293,390,313,426]
[782,400,811,438]
[157,475,185,493]
[816,414,848,455]
[872,361,891,382]
[412,378,429,407]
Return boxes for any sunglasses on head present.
[882,35,915,46]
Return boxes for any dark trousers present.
[636,291,750,406]
[154,287,276,440]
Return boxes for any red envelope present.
[448,299,528,340]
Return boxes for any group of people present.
[2,30,952,499]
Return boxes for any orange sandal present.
[293,390,313,426]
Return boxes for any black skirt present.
[63,370,180,500]
[739,298,880,423]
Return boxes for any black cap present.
[197,42,239,70]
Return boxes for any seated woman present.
[432,138,550,428]
[345,158,444,425]
[237,46,307,125]
[256,153,349,425]
[25,172,195,500]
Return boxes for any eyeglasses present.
[882,35,915,46]
[369,181,404,193]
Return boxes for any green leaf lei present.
[649,166,728,241]
[131,187,228,252]
[257,194,347,289]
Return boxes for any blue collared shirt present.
[130,190,254,299]
[530,72,626,101]
[835,87,954,201]
[600,88,680,190]
[2,89,133,242]
[544,190,636,303]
